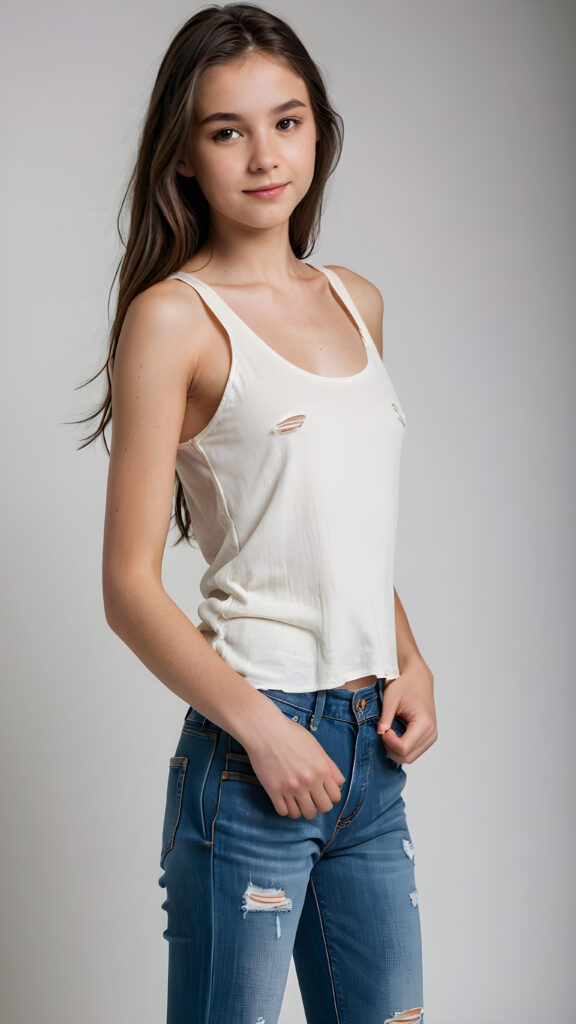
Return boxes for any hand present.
[244,713,346,820]
[377,659,437,765]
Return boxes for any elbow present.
[102,568,161,635]
[102,579,127,635]
[102,590,123,635]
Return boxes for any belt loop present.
[309,689,327,732]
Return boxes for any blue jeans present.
[158,678,424,1023]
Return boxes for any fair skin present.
[103,50,437,822]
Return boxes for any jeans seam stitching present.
[310,878,342,1023]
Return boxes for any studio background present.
[1,1,574,1021]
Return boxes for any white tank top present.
[164,263,407,692]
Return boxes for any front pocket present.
[160,756,188,867]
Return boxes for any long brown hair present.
[75,2,344,544]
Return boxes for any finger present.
[384,723,437,764]
[402,727,439,764]
[381,719,421,760]
[298,790,321,819]
[387,740,425,766]
[294,790,321,820]
[377,683,400,734]
[284,794,303,819]
[378,711,409,752]
[316,782,341,812]
[324,777,344,806]
[308,791,333,815]
[273,793,291,816]
[382,735,406,762]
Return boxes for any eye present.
[213,128,241,142]
[277,118,300,131]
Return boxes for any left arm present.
[377,588,438,764]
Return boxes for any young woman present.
[82,4,437,1021]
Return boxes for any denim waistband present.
[258,677,386,728]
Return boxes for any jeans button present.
[356,697,367,711]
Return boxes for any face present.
[179,50,319,232]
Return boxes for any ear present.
[177,157,195,178]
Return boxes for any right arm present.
[102,283,345,818]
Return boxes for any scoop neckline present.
[172,263,373,383]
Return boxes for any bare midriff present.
[334,674,378,692]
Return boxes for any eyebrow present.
[198,98,307,125]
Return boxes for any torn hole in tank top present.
[391,402,406,427]
[271,414,307,435]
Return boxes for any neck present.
[191,218,310,287]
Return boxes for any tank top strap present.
[163,271,239,338]
[309,264,381,363]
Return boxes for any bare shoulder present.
[117,277,212,387]
[323,265,384,355]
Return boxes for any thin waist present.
[258,677,386,726]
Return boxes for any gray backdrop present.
[1,1,574,1020]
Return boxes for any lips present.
[242,182,289,200]
[243,182,287,192]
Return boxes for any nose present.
[247,129,279,175]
